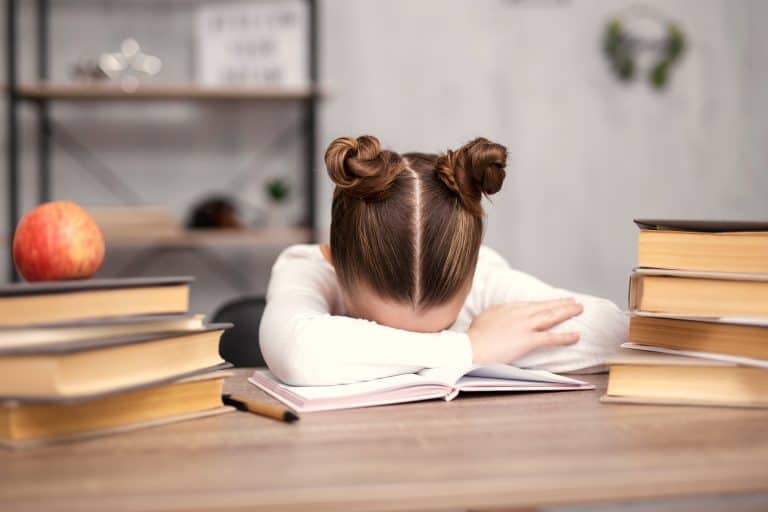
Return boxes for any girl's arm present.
[471,247,629,373]
[258,246,472,385]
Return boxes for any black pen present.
[222,393,299,423]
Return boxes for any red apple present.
[12,201,105,281]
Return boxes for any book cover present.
[634,219,768,232]
[0,276,193,297]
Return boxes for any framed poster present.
[196,1,309,87]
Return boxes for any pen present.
[222,393,299,423]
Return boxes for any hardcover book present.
[634,218,768,273]
[0,277,193,326]
[1,370,232,447]
[602,348,768,408]
[628,268,768,318]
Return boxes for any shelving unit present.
[4,0,319,282]
[14,82,322,101]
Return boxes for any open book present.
[249,365,594,412]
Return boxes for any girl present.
[260,135,628,385]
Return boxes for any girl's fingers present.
[499,301,535,311]
[536,331,580,346]
[529,302,584,330]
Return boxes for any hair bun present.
[324,135,404,201]
[435,137,507,216]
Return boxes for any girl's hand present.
[468,298,583,365]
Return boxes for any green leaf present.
[265,178,290,202]
[650,61,669,88]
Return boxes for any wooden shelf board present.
[2,228,312,248]
[13,82,322,101]
[103,227,312,248]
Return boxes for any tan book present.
[602,349,768,408]
[0,277,192,326]
[629,269,768,318]
[0,326,229,399]
[0,370,232,447]
[0,314,206,350]
[635,219,768,273]
[629,314,768,360]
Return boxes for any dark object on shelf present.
[602,4,686,89]
[212,296,267,367]
[265,177,291,203]
[187,196,244,229]
[5,0,319,282]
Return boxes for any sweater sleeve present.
[258,246,473,386]
[472,247,629,373]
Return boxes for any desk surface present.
[2,370,768,512]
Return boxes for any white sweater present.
[259,244,628,386]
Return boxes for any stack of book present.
[603,219,768,408]
[0,277,232,447]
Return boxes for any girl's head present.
[325,135,507,332]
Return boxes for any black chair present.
[211,296,267,367]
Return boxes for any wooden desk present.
[2,370,767,512]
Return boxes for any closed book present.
[635,219,768,232]
[628,269,768,318]
[602,349,768,408]
[0,314,206,350]
[629,314,768,361]
[0,325,230,399]
[635,219,768,273]
[0,370,232,447]
[0,277,193,326]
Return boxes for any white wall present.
[318,0,768,305]
[2,0,767,310]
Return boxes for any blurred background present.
[2,0,767,314]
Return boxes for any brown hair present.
[326,135,506,308]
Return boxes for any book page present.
[466,364,589,385]
[622,343,768,369]
[271,373,430,400]
[418,364,591,388]
[633,268,768,282]
[632,311,768,327]
[417,365,474,385]
[457,376,593,392]
[249,370,452,412]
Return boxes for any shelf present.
[13,82,322,101]
[104,227,313,249]
[1,227,312,248]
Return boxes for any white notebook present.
[249,365,594,412]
